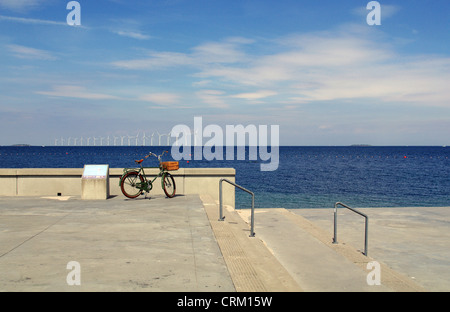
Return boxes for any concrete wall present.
[0,168,236,207]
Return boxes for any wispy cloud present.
[0,0,44,12]
[196,90,229,109]
[111,37,252,70]
[110,27,450,109]
[7,44,57,60]
[0,14,88,29]
[0,15,67,26]
[113,30,151,40]
[112,51,193,70]
[204,30,450,107]
[192,40,250,64]
[138,93,180,105]
[231,90,277,100]
[36,85,119,100]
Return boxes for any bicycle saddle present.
[135,159,144,164]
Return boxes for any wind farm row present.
[54,132,173,146]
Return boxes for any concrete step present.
[236,208,387,291]
[230,207,425,292]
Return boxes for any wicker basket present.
[161,161,179,171]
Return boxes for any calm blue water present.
[1,146,449,208]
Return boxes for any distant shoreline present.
[1,145,448,148]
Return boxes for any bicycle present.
[119,151,178,199]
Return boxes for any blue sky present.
[0,0,449,146]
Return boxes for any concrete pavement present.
[0,194,447,292]
[0,195,235,291]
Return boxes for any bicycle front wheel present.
[120,171,144,198]
[162,173,176,198]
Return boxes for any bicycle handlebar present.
[143,151,168,162]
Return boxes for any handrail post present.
[250,191,255,237]
[364,216,369,257]
[333,202,369,257]
[333,202,338,244]
[219,178,255,237]
[219,178,225,221]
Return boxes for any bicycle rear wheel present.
[120,171,144,198]
[162,173,176,198]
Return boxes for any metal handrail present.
[219,178,255,237]
[333,202,369,256]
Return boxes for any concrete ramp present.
[237,209,387,291]
[203,196,426,292]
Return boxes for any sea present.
[1,145,449,209]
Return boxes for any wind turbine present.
[120,136,126,146]
[93,137,98,146]
[113,136,119,146]
[54,138,58,146]
[135,131,140,146]
[166,132,171,146]
[159,133,168,146]
[150,132,155,146]
[142,132,148,146]
[157,131,163,146]
[87,137,91,146]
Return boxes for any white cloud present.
[113,30,151,40]
[112,36,252,70]
[111,27,450,108]
[192,40,249,64]
[283,52,450,106]
[192,80,212,87]
[196,90,229,108]
[112,51,193,70]
[381,5,402,19]
[0,0,43,12]
[0,15,66,26]
[139,93,180,105]
[200,32,450,107]
[7,44,57,60]
[231,90,277,100]
[36,85,119,100]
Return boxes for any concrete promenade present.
[0,195,235,291]
[0,194,448,292]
